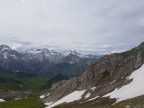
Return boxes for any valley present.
[0,43,144,108]
[0,0,144,107]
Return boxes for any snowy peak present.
[42,48,50,53]
[61,50,95,58]
[25,48,97,59]
[62,50,80,56]
[0,45,11,53]
[25,48,60,55]
[25,49,43,54]
[0,44,98,66]
[0,45,19,60]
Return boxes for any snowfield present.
[104,64,144,103]
[45,90,86,108]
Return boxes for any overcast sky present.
[0,0,144,54]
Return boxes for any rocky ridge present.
[43,42,144,105]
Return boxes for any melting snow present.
[104,64,144,103]
[45,90,86,108]
[0,99,5,102]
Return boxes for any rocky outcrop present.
[44,42,144,102]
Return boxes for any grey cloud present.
[0,0,144,54]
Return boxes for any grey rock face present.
[44,42,144,102]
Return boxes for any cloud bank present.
[0,0,144,54]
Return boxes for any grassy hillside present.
[0,97,45,108]
[0,69,50,91]
[0,68,68,91]
[22,77,50,91]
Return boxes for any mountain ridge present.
[0,44,99,78]
[43,42,144,108]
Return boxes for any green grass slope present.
[0,97,45,108]
[0,69,50,91]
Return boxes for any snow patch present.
[47,93,50,96]
[15,98,22,100]
[0,99,5,102]
[3,53,7,59]
[88,96,99,101]
[91,87,96,91]
[45,102,54,106]
[40,95,45,99]
[10,54,17,59]
[1,47,10,52]
[110,80,116,85]
[45,90,86,108]
[85,92,91,99]
[104,64,144,103]
[26,49,42,54]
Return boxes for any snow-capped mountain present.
[25,48,42,54]
[62,50,80,56]
[0,45,11,53]
[0,45,99,77]
[62,50,99,59]
[25,49,98,59]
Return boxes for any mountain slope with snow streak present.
[45,90,86,108]
[104,64,144,103]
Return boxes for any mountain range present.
[0,45,99,78]
[1,42,144,108]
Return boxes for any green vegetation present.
[0,68,68,91]
[101,70,110,79]
[0,97,45,108]
[41,74,68,90]
[141,49,144,60]
[109,96,144,108]
[0,68,50,91]
[121,48,138,59]
[121,50,134,58]
[22,77,50,91]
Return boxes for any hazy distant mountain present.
[0,45,100,78]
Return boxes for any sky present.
[0,0,144,54]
